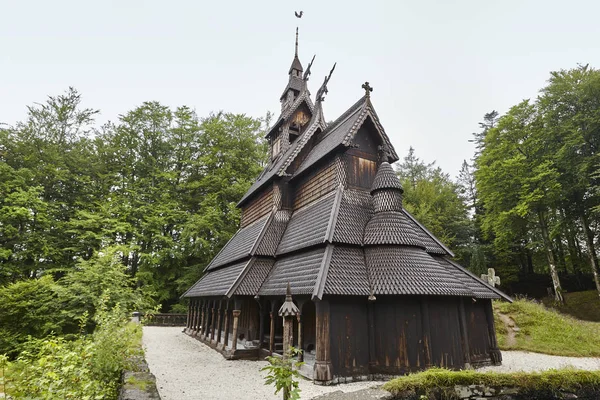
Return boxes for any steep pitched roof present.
[258,246,331,296]
[403,209,454,256]
[365,246,473,296]
[205,214,270,271]
[233,258,275,296]
[364,211,425,248]
[276,189,340,255]
[238,96,322,206]
[322,246,370,296]
[294,96,399,178]
[183,259,249,298]
[435,256,513,302]
[331,189,373,245]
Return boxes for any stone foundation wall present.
[394,385,600,399]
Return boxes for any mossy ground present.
[383,368,600,398]
[494,298,600,357]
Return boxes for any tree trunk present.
[555,236,568,274]
[538,210,564,303]
[580,211,600,298]
[564,223,579,273]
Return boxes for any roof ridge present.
[402,209,454,257]
[225,258,255,298]
[249,209,275,255]
[325,185,344,242]
[312,244,334,300]
[443,257,513,302]
[323,95,366,135]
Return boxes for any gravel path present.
[142,327,377,400]
[477,350,600,373]
[143,327,600,400]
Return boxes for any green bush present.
[0,276,64,357]
[5,300,142,400]
[0,247,155,357]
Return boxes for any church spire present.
[288,27,303,76]
[295,27,299,57]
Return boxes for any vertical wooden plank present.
[258,302,265,350]
[186,299,191,331]
[223,301,230,348]
[296,313,303,362]
[314,299,333,382]
[458,298,472,368]
[367,299,377,371]
[199,300,206,336]
[216,300,223,344]
[420,298,432,368]
[484,300,502,365]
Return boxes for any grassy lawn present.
[542,290,600,322]
[494,298,600,357]
[383,368,600,398]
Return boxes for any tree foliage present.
[473,65,600,300]
[0,88,268,311]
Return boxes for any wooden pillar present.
[297,313,303,362]
[223,301,230,348]
[231,310,241,351]
[202,301,211,339]
[314,299,333,383]
[192,300,199,333]
[210,302,217,341]
[195,300,202,334]
[187,299,193,332]
[484,300,502,365]
[258,306,266,349]
[367,297,377,370]
[420,297,432,368]
[458,298,472,368]
[186,299,192,331]
[215,300,223,344]
[199,300,206,336]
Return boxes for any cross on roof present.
[362,81,373,97]
[481,268,501,287]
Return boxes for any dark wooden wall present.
[464,299,492,364]
[346,155,377,189]
[302,301,316,353]
[371,296,427,374]
[241,186,273,227]
[427,297,464,369]
[329,297,370,377]
[322,296,495,379]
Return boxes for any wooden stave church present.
[182,28,512,383]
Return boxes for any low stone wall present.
[394,385,600,399]
[118,355,161,399]
[145,313,186,326]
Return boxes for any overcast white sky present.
[2,0,600,177]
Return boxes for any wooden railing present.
[144,313,187,326]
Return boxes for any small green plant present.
[0,353,9,396]
[261,346,304,400]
